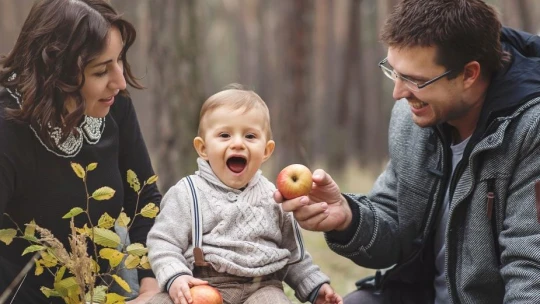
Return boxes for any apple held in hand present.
[276,164,313,199]
[190,285,223,304]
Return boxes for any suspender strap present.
[185,176,209,267]
[287,213,306,265]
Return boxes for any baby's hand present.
[314,283,343,304]
[168,275,208,304]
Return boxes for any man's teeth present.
[410,101,427,109]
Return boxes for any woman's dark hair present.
[0,0,142,145]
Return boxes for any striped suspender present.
[184,175,305,267]
[185,176,209,266]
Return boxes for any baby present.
[147,84,342,304]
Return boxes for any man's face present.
[387,46,471,129]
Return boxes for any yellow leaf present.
[62,207,85,219]
[0,228,17,245]
[35,260,44,276]
[106,292,126,304]
[98,213,115,229]
[87,163,98,171]
[126,243,148,256]
[90,227,121,248]
[139,256,151,269]
[146,175,158,185]
[115,212,131,227]
[124,254,140,269]
[40,251,58,267]
[70,162,85,179]
[99,248,124,268]
[75,223,92,236]
[91,257,101,273]
[22,245,45,256]
[24,220,36,238]
[127,169,140,192]
[112,274,131,293]
[140,203,159,218]
[92,187,116,201]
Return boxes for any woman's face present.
[80,26,126,118]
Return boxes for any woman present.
[0,0,161,303]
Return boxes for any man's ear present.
[462,61,481,89]
[193,137,208,160]
[262,140,275,162]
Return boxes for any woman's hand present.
[126,277,160,304]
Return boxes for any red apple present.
[190,285,223,304]
[276,164,313,199]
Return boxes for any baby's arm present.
[169,275,208,304]
[313,283,343,304]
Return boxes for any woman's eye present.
[94,70,108,77]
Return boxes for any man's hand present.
[274,169,352,232]
[168,275,208,304]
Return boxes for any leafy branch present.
[0,162,159,304]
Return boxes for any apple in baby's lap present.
[190,285,223,304]
[276,164,313,199]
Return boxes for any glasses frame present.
[378,57,453,91]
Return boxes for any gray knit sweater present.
[148,158,329,302]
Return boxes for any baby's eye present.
[245,134,256,139]
[219,133,230,138]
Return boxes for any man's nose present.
[392,78,413,101]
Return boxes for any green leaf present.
[90,227,121,248]
[86,285,107,303]
[115,212,130,227]
[40,251,58,267]
[22,235,39,243]
[87,163,98,171]
[98,213,115,229]
[55,266,67,283]
[41,286,61,298]
[53,276,79,298]
[24,220,36,238]
[127,169,140,192]
[22,245,45,256]
[91,187,116,201]
[112,274,131,293]
[70,162,85,179]
[146,175,158,185]
[99,248,124,268]
[126,243,148,256]
[140,203,159,218]
[0,228,17,245]
[62,207,85,219]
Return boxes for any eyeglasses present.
[378,57,452,92]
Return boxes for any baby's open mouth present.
[227,156,247,173]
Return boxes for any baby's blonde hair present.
[198,83,273,140]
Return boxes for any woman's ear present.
[262,140,275,162]
[193,137,208,160]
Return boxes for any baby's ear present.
[263,140,275,162]
[193,137,208,160]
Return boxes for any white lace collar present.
[6,74,105,158]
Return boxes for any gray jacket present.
[326,28,540,303]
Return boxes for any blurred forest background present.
[1,0,539,298]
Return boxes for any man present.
[274,0,540,303]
